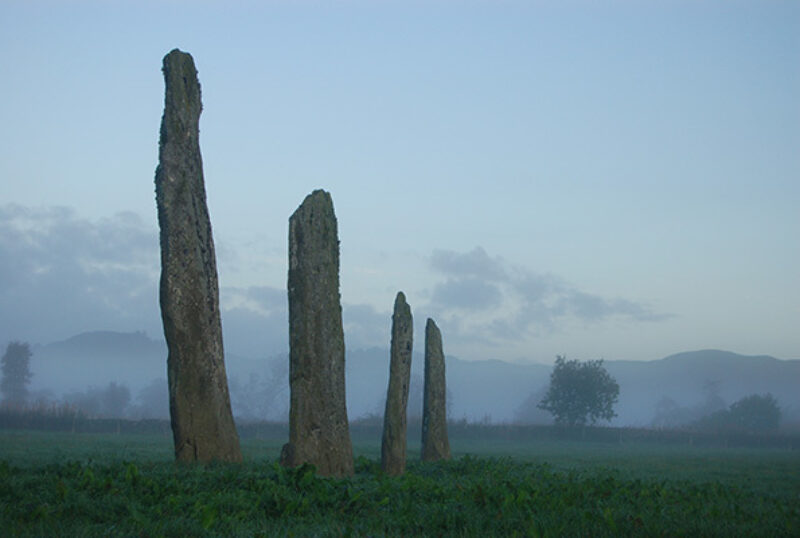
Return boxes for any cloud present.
[1,205,670,361]
[426,246,670,346]
[219,285,287,358]
[561,291,670,323]
[431,277,503,310]
[0,204,162,345]
[429,247,506,281]
[221,285,285,316]
[0,204,404,357]
[219,284,394,355]
[0,205,288,357]
[343,303,391,351]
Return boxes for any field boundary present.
[2,406,798,450]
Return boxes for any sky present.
[1,1,798,364]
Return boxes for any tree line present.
[2,340,783,435]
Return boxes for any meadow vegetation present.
[1,428,798,536]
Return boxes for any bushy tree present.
[538,355,619,426]
[729,393,781,431]
[651,382,729,429]
[1,342,33,406]
[696,393,781,433]
[101,382,131,417]
[63,382,131,418]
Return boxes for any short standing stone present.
[421,318,450,461]
[155,49,242,463]
[381,292,413,475]
[281,189,354,477]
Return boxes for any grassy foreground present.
[1,431,798,536]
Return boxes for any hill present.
[30,331,166,395]
[605,350,800,426]
[26,331,800,427]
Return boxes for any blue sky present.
[1,1,798,363]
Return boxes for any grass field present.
[1,429,798,536]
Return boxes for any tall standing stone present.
[421,318,450,461]
[155,49,241,463]
[381,292,413,475]
[281,190,353,477]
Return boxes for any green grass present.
[1,430,798,536]
[452,438,800,497]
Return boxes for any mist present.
[11,330,798,436]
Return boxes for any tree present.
[729,393,781,432]
[63,382,131,418]
[101,382,131,417]
[1,341,33,407]
[538,355,619,426]
[695,393,781,433]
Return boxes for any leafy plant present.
[538,355,620,426]
[1,449,797,536]
[694,393,782,433]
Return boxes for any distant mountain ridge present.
[28,331,800,426]
[604,350,800,426]
[52,330,165,357]
[31,331,167,395]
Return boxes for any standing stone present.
[381,292,413,475]
[155,49,241,463]
[421,318,450,461]
[281,190,353,477]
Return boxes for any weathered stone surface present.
[381,292,413,475]
[281,190,354,477]
[421,318,450,461]
[155,49,241,463]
